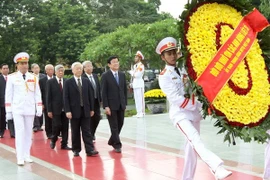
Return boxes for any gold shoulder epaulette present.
[160,68,167,75]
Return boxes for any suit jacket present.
[82,73,102,105]
[46,77,66,115]
[39,73,46,80]
[64,77,94,119]
[0,75,6,107]
[101,70,127,110]
[39,76,51,109]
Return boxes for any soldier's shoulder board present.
[160,68,167,75]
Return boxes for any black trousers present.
[90,99,101,138]
[70,108,94,153]
[107,109,124,149]
[33,114,43,129]
[51,111,69,147]
[44,108,52,137]
[0,107,6,135]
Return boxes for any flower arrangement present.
[144,89,166,104]
[179,0,270,144]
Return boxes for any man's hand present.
[66,112,72,119]
[6,112,13,120]
[90,111,94,117]
[105,107,111,116]
[48,112,53,119]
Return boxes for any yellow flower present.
[185,3,270,126]
[144,89,166,104]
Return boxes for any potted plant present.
[144,89,166,114]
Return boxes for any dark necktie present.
[175,67,181,76]
[114,73,119,84]
[22,74,26,80]
[59,78,62,91]
[77,78,83,107]
[89,76,97,98]
[5,76,7,81]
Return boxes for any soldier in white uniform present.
[129,51,145,118]
[156,37,232,180]
[5,52,42,166]
[264,130,270,180]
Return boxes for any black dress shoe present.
[50,141,56,149]
[33,127,38,132]
[61,146,72,150]
[86,150,99,156]
[11,135,15,138]
[0,135,3,138]
[73,152,80,157]
[38,128,43,131]
[114,148,122,153]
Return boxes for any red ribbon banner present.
[196,8,269,103]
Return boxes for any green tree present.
[0,0,41,68]
[32,0,98,66]
[81,18,178,70]
[89,0,164,33]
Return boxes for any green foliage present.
[81,18,178,70]
[89,0,164,33]
[125,109,137,117]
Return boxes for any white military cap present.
[13,52,30,63]
[155,37,177,54]
[135,51,144,60]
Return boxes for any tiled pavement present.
[0,112,266,180]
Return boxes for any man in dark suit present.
[0,63,11,138]
[31,63,46,132]
[64,62,98,157]
[101,55,127,153]
[47,64,71,150]
[82,61,102,142]
[39,64,54,138]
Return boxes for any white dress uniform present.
[5,52,42,165]
[264,130,270,180]
[157,37,231,180]
[131,61,145,117]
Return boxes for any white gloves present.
[6,112,13,120]
[36,111,42,117]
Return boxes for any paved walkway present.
[0,112,266,180]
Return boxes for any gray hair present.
[31,63,39,69]
[55,64,65,72]
[71,62,83,69]
[82,60,92,67]
[45,64,54,70]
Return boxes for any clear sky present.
[159,0,188,18]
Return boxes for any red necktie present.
[59,78,62,91]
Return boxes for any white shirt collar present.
[110,70,118,74]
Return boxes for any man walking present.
[31,63,46,132]
[64,62,98,157]
[5,52,42,165]
[47,64,71,150]
[156,37,232,180]
[101,56,127,153]
[82,61,102,141]
[39,64,54,139]
[0,64,10,138]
